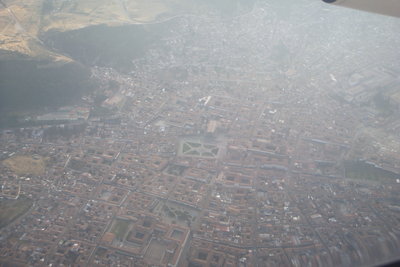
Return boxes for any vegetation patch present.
[179,140,220,159]
[182,143,191,153]
[110,218,132,240]
[0,196,33,228]
[3,155,47,176]
[344,160,400,183]
[68,158,86,171]
[165,164,187,176]
[155,201,199,227]
[187,142,201,148]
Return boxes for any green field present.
[179,140,220,158]
[182,143,191,153]
[110,218,131,240]
[0,196,33,228]
[344,161,399,183]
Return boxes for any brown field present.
[2,155,46,176]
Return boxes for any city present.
[1,1,400,266]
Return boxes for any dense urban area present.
[1,1,400,266]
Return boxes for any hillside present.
[0,0,255,114]
[0,0,254,60]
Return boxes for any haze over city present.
[1,0,400,266]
